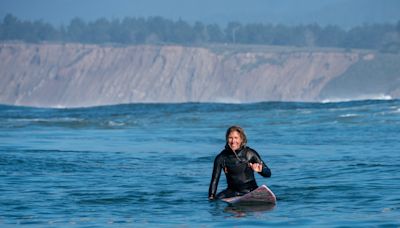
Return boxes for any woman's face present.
[228,131,243,151]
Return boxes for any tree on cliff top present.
[0,14,399,52]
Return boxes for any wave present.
[321,94,393,104]
[14,117,84,123]
[1,97,399,111]
[339,113,360,118]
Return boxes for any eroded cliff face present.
[0,43,398,107]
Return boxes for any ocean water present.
[1,100,399,227]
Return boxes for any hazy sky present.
[1,0,400,28]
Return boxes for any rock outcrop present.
[0,43,399,107]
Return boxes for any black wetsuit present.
[208,145,271,199]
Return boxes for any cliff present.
[0,43,399,107]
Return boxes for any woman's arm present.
[208,155,223,199]
[248,148,272,177]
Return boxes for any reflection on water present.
[224,203,276,217]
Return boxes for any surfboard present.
[222,185,276,205]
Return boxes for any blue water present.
[1,100,399,227]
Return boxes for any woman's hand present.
[249,162,263,172]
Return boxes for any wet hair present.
[225,125,247,147]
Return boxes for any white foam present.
[108,121,125,127]
[16,117,82,122]
[321,94,393,103]
[339,113,359,118]
[53,104,67,109]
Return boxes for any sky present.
[1,0,400,28]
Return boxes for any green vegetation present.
[1,14,399,52]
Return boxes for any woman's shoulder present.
[244,146,257,153]
[217,146,232,156]
[217,148,230,156]
[244,146,261,157]
[214,149,229,162]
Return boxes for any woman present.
[208,125,271,200]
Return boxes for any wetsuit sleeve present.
[248,149,272,178]
[259,161,272,177]
[208,154,223,198]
